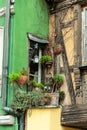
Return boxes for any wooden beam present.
[51,0,87,13]
[60,30,76,104]
[55,11,76,104]
[61,104,87,129]
[74,4,82,65]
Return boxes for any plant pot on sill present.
[17,75,28,87]
[47,93,59,106]
[52,74,64,91]
[40,97,51,106]
[45,61,53,68]
[40,55,52,67]
[53,44,63,55]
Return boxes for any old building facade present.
[0,0,87,130]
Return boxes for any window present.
[82,8,87,64]
[0,27,4,96]
[29,43,42,83]
[27,33,49,84]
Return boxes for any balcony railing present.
[61,104,87,129]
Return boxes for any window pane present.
[85,27,87,42]
[84,44,87,61]
[85,9,87,25]
[0,27,4,97]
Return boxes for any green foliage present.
[8,73,21,83]
[40,55,52,64]
[44,93,51,100]
[20,68,28,75]
[30,90,45,106]
[53,74,64,83]
[30,80,45,89]
[36,83,45,89]
[59,91,65,101]
[8,68,28,84]
[44,82,53,86]
[30,80,38,87]
[53,44,61,48]
[11,90,51,114]
[12,90,31,113]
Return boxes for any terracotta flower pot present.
[45,61,53,68]
[50,93,59,106]
[17,75,28,87]
[53,44,63,55]
[56,81,63,87]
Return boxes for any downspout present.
[2,0,16,116]
[2,0,10,107]
[2,0,25,130]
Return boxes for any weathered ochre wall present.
[49,8,75,105]
[60,8,75,105]
[26,108,80,130]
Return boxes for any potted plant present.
[42,93,52,105]
[11,89,52,115]
[8,73,21,85]
[9,68,28,87]
[29,80,45,91]
[11,90,32,114]
[30,90,52,106]
[52,74,64,92]
[17,68,28,87]
[44,82,53,93]
[40,55,53,68]
[53,74,64,86]
[53,44,63,55]
[50,92,59,106]
[43,81,59,106]
[59,91,65,104]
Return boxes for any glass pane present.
[0,27,4,97]
[85,9,87,25]
[85,44,87,61]
[85,27,87,42]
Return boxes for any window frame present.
[82,7,87,65]
[0,27,4,97]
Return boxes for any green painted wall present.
[0,1,5,26]
[12,0,49,72]
[0,1,18,130]
[8,0,49,102]
[0,0,49,130]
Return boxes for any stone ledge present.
[0,115,14,125]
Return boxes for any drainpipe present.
[2,0,10,107]
[18,114,25,130]
[2,0,17,116]
[2,0,25,130]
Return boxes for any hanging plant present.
[8,68,28,87]
[40,55,53,68]
[53,44,63,55]
[59,91,65,103]
[40,55,52,64]
[29,80,45,91]
[53,74,64,87]
[52,74,64,92]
